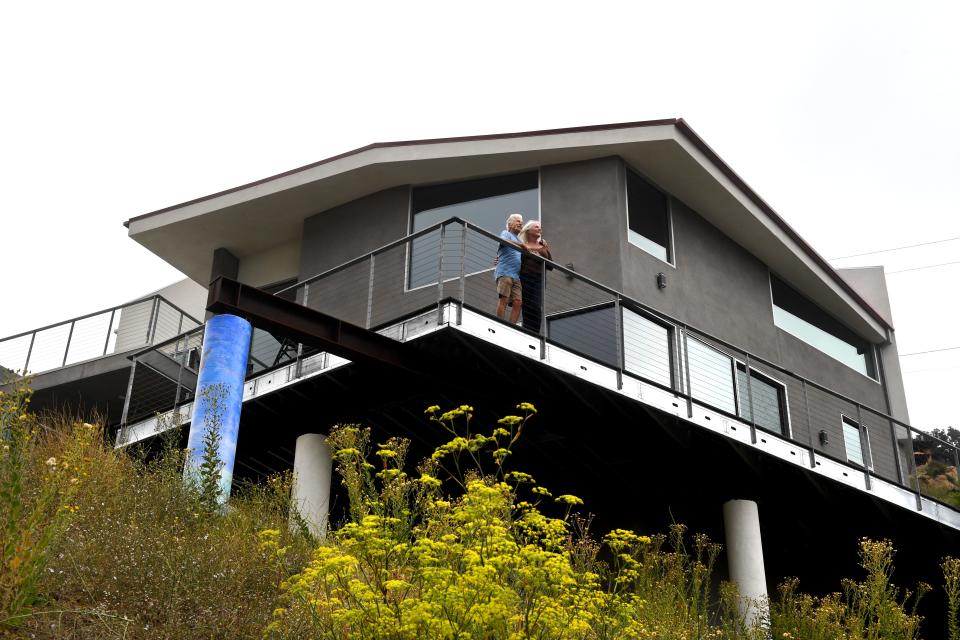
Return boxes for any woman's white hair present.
[518,220,541,243]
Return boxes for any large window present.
[409,172,539,289]
[770,275,877,379]
[626,168,672,263]
[842,415,872,468]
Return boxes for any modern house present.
[3,119,958,626]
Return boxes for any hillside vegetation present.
[2,383,957,639]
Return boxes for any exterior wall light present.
[657,272,667,289]
[818,430,829,447]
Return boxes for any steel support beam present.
[205,277,437,377]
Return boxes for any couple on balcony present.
[495,213,552,333]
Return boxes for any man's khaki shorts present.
[497,276,522,301]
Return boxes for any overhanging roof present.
[125,118,891,341]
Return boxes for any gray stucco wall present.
[294,156,900,481]
[300,186,410,279]
[540,157,626,290]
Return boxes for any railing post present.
[538,256,548,360]
[102,308,116,356]
[889,419,905,485]
[365,254,376,329]
[61,321,76,367]
[146,297,160,346]
[614,295,624,390]
[120,359,137,429]
[457,221,466,325]
[681,327,693,419]
[802,379,817,468]
[744,354,758,444]
[953,444,960,484]
[23,332,36,374]
[295,284,310,379]
[436,222,446,324]
[173,334,187,409]
[905,427,922,510]
[856,403,871,490]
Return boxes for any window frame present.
[841,414,873,470]
[405,170,542,292]
[680,335,791,437]
[734,360,792,438]
[768,273,880,382]
[620,302,676,390]
[624,163,675,267]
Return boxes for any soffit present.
[126,121,889,341]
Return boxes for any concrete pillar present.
[184,313,252,505]
[723,499,769,628]
[291,433,333,539]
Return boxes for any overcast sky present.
[2,1,958,430]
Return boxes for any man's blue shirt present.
[495,230,521,279]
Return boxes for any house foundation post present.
[723,499,769,629]
[291,434,333,539]
[183,313,252,506]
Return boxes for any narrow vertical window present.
[626,168,671,263]
[842,416,871,468]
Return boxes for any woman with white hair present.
[517,220,552,333]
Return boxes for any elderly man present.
[495,213,523,323]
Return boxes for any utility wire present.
[831,236,960,260]
[887,260,960,275]
[900,346,960,357]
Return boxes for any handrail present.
[0,294,201,343]
[119,217,959,514]
[129,324,204,359]
[0,294,203,377]
[281,216,910,432]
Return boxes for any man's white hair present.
[505,213,523,229]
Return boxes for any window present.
[684,337,789,436]
[686,338,736,414]
[545,303,673,388]
[736,363,789,436]
[626,168,671,263]
[547,304,619,368]
[770,275,877,379]
[622,307,673,388]
[409,172,539,289]
[842,415,871,468]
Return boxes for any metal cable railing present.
[120,217,960,514]
[0,296,202,377]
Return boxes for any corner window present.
[626,168,671,263]
[736,363,789,436]
[842,415,872,468]
[770,275,877,379]
[409,172,539,289]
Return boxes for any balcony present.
[106,218,960,530]
[0,295,201,424]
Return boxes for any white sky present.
[2,1,958,430]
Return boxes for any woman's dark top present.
[520,240,552,275]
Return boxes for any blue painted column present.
[184,313,252,505]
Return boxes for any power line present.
[900,346,960,357]
[831,236,960,260]
[887,260,960,275]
